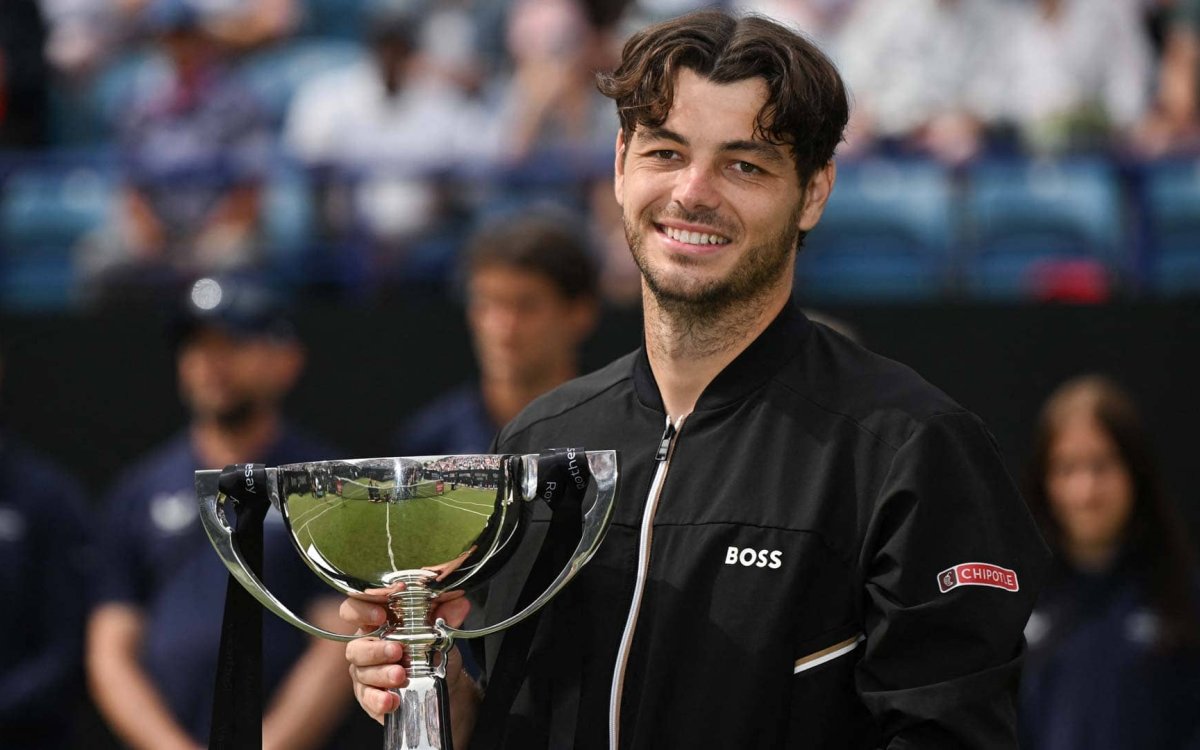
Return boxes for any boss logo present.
[725,546,783,569]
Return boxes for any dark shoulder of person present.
[787,317,972,447]
[496,352,639,450]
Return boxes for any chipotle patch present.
[937,562,1019,593]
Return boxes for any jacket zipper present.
[608,414,684,750]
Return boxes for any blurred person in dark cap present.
[78,0,270,304]
[86,276,356,749]
[0,343,94,749]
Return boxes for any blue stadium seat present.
[238,39,366,127]
[0,246,77,311]
[262,163,316,270]
[1143,158,1200,296]
[1,166,116,249]
[300,0,368,39]
[0,165,115,310]
[796,158,954,302]
[963,158,1124,299]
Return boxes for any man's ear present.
[613,129,627,207]
[797,160,837,232]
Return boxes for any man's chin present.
[194,400,263,430]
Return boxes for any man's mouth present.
[657,224,732,247]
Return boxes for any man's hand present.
[341,591,472,725]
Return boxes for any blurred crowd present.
[0,0,1199,308]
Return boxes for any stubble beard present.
[624,205,801,333]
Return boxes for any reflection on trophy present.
[196,451,618,750]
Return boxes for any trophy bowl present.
[196,450,618,750]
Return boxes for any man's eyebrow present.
[635,128,788,166]
[719,139,789,166]
[636,126,689,146]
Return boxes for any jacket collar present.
[632,296,812,414]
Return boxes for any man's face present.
[177,328,301,427]
[467,266,593,387]
[614,68,834,309]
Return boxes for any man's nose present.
[671,164,721,212]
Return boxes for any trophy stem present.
[382,572,452,750]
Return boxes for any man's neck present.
[481,365,578,429]
[191,411,281,470]
[643,280,791,419]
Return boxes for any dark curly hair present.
[595,9,848,184]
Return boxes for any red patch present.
[937,562,1019,593]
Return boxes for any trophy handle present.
[196,468,381,643]
[440,449,618,640]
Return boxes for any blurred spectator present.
[1136,0,1200,155]
[393,212,599,456]
[1003,0,1153,155]
[835,0,1011,163]
[487,0,620,162]
[78,0,271,302]
[43,0,295,84]
[0,0,51,148]
[86,276,354,749]
[740,0,857,49]
[284,0,487,279]
[1019,375,1200,749]
[0,350,94,749]
[184,0,299,52]
[41,0,144,81]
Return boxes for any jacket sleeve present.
[856,411,1050,748]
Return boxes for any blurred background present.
[2,0,1196,514]
[1,0,1199,746]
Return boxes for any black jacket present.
[474,299,1049,749]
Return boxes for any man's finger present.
[340,597,388,629]
[346,637,404,667]
[431,594,471,628]
[350,663,409,690]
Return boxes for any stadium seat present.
[261,162,316,274]
[238,39,367,127]
[962,158,1125,299]
[0,166,116,249]
[0,165,115,310]
[300,0,368,39]
[0,246,77,311]
[1143,158,1200,296]
[796,158,954,302]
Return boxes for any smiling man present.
[343,10,1049,749]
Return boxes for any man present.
[87,277,353,749]
[0,350,93,749]
[393,212,599,456]
[344,10,1049,748]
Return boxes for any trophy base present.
[385,675,452,750]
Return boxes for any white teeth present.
[662,226,729,246]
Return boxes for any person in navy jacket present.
[1020,375,1200,750]
[86,277,354,749]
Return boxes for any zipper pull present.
[655,417,677,461]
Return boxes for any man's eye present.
[733,161,762,175]
[649,149,678,160]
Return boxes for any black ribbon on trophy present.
[473,448,592,748]
[211,463,270,750]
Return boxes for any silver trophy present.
[196,451,618,750]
